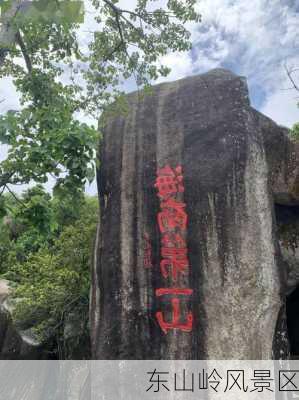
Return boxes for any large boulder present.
[91,69,299,359]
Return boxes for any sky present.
[157,0,299,126]
[0,0,299,195]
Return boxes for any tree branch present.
[285,63,299,92]
[4,184,27,208]
[15,29,32,73]
[0,0,31,67]
[0,171,15,191]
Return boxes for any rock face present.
[91,69,299,359]
[276,206,299,295]
[275,205,299,357]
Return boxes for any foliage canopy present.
[0,186,98,359]
[0,0,200,192]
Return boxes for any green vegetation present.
[0,186,98,359]
[290,123,299,141]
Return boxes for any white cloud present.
[261,86,299,128]
[186,0,299,126]
[157,52,194,83]
[0,77,21,114]
[0,143,8,161]
[191,0,298,77]
[148,0,299,130]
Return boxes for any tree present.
[0,0,200,193]
[0,186,98,358]
[0,0,84,65]
[284,63,299,139]
[291,123,299,140]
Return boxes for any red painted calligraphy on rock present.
[154,165,193,334]
[160,247,189,281]
[155,165,184,200]
[155,288,193,334]
[158,198,188,232]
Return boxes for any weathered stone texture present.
[92,69,299,359]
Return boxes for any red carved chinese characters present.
[154,165,193,334]
[155,289,193,334]
[143,233,152,268]
[158,198,188,232]
[155,165,184,200]
[160,248,189,280]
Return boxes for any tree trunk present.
[0,0,29,66]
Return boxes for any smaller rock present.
[0,279,44,359]
[276,205,299,295]
[281,245,299,295]
[0,279,10,303]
